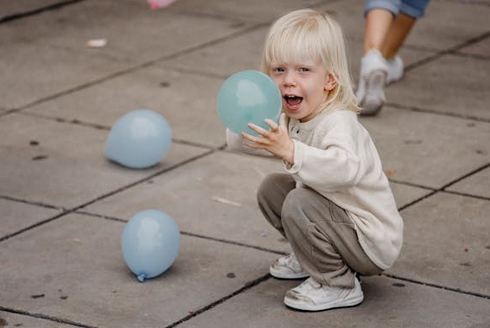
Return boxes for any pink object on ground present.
[147,0,178,10]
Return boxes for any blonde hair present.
[261,9,360,113]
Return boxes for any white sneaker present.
[284,277,364,312]
[356,49,388,116]
[269,253,309,279]
[386,56,404,84]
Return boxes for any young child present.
[226,9,403,312]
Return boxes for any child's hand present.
[241,113,294,164]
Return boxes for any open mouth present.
[284,95,303,107]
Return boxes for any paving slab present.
[155,0,322,23]
[0,41,129,110]
[320,0,490,50]
[1,0,254,64]
[386,54,490,121]
[83,151,291,253]
[158,6,436,83]
[446,166,490,199]
[458,37,490,59]
[388,192,490,297]
[178,276,490,328]
[158,26,268,78]
[0,311,74,328]
[0,0,68,20]
[0,113,209,208]
[24,66,228,149]
[0,213,278,328]
[390,182,432,209]
[82,150,431,254]
[0,198,62,240]
[359,108,490,188]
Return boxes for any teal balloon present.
[217,70,282,135]
[121,209,180,282]
[105,109,171,169]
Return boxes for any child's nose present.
[283,72,297,86]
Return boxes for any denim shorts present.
[364,0,431,18]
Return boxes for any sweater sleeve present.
[285,117,364,192]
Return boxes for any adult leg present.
[381,13,417,59]
[363,8,394,55]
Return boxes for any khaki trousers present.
[257,173,382,288]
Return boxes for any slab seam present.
[164,273,271,328]
[383,274,490,300]
[386,102,490,123]
[0,150,216,243]
[0,306,99,328]
[74,210,288,256]
[0,0,87,24]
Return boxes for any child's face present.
[269,60,334,122]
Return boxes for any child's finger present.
[241,131,264,145]
[247,123,269,136]
[279,113,287,130]
[264,119,279,132]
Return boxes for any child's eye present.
[299,67,310,72]
[273,67,285,73]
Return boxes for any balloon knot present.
[137,274,146,282]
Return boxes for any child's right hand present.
[241,113,294,164]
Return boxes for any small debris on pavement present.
[86,39,108,48]
[212,196,242,207]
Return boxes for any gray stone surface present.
[0,198,62,240]
[0,41,128,110]
[386,54,490,121]
[0,0,67,20]
[178,276,490,328]
[447,166,490,199]
[389,182,432,209]
[360,108,490,189]
[0,311,74,328]
[0,114,209,208]
[83,151,290,253]
[318,0,490,50]
[165,0,321,23]
[158,26,268,78]
[0,0,489,327]
[0,213,277,328]
[1,0,253,63]
[25,66,227,148]
[388,192,490,296]
[459,37,490,59]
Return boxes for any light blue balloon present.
[121,209,180,282]
[217,70,282,135]
[105,109,172,169]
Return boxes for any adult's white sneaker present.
[269,253,309,279]
[386,56,404,84]
[356,49,388,116]
[284,277,364,312]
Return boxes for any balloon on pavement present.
[121,209,180,282]
[105,109,171,169]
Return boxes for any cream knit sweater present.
[226,108,403,270]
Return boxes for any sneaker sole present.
[360,70,386,116]
[284,294,364,312]
[270,266,310,280]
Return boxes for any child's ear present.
[324,73,337,91]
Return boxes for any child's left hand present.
[242,113,294,164]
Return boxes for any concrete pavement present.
[0,0,489,327]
